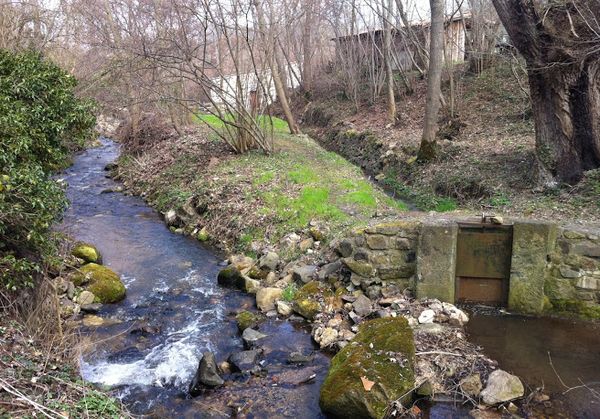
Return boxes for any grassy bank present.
[296,62,600,224]
[0,313,128,418]
[116,124,408,256]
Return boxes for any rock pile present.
[54,242,126,325]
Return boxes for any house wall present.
[208,63,301,110]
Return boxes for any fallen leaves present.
[361,376,375,391]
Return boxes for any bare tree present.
[253,0,300,135]
[382,0,396,123]
[417,0,445,160]
[492,0,600,184]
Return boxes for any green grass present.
[194,113,290,134]
[119,131,409,256]
[382,175,457,212]
[288,166,319,184]
[282,283,298,302]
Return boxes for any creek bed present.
[60,138,328,417]
[60,138,599,418]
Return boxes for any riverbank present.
[114,124,408,257]
[294,63,600,224]
[111,124,555,416]
[0,241,129,418]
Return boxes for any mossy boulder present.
[197,227,209,242]
[72,263,125,303]
[71,242,102,264]
[320,317,415,419]
[236,311,263,332]
[217,265,245,289]
[295,299,321,320]
[292,281,332,320]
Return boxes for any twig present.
[416,351,463,356]
[0,378,67,419]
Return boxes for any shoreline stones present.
[256,287,283,312]
[242,328,267,348]
[228,349,261,373]
[71,242,102,264]
[189,352,224,395]
[70,263,126,303]
[480,370,524,405]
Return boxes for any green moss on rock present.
[72,263,125,303]
[236,310,263,331]
[547,298,600,319]
[294,299,321,320]
[292,281,334,320]
[72,242,102,264]
[320,317,415,419]
[217,265,245,289]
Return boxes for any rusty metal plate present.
[455,226,513,279]
[456,277,508,305]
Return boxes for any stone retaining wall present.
[546,226,600,318]
[337,218,600,319]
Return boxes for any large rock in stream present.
[70,263,126,303]
[71,242,102,264]
[320,317,415,419]
[189,352,224,395]
[480,370,524,405]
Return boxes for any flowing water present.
[60,138,600,418]
[60,138,329,417]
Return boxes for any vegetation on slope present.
[299,61,600,223]
[116,122,407,256]
[0,50,95,290]
[0,50,125,417]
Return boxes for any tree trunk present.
[383,0,396,124]
[492,0,600,184]
[302,0,314,95]
[528,60,600,184]
[417,0,445,161]
[254,0,300,135]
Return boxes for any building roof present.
[332,13,471,42]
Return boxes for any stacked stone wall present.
[338,218,600,319]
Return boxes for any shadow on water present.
[466,313,600,418]
[59,138,328,417]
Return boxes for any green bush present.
[0,50,95,290]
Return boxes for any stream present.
[60,138,329,417]
[60,138,599,418]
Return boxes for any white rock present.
[276,300,293,316]
[77,290,95,305]
[449,308,470,326]
[327,317,343,328]
[404,316,419,327]
[418,309,435,324]
[164,209,177,226]
[480,370,524,405]
[313,327,338,348]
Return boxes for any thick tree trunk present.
[529,61,600,183]
[492,0,600,184]
[417,0,445,161]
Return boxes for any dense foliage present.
[0,49,95,290]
